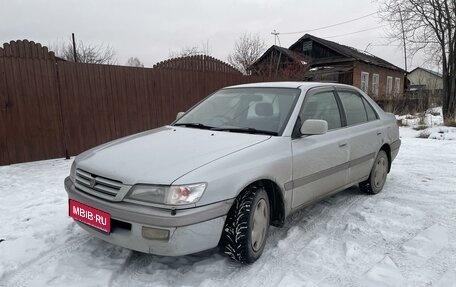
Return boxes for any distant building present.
[249,34,406,99]
[407,67,442,101]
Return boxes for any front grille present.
[75,169,122,198]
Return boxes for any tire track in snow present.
[391,199,456,286]
[108,248,223,287]
[108,251,155,287]
[293,188,369,287]
[226,187,368,287]
[324,189,372,286]
[0,226,92,287]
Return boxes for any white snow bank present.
[396,114,421,127]
[397,107,456,140]
[424,106,444,126]
[427,126,456,140]
[396,106,443,127]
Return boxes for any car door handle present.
[377,132,382,136]
[339,142,347,148]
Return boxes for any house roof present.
[289,34,405,72]
[408,67,442,78]
[250,45,305,68]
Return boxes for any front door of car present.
[290,87,350,210]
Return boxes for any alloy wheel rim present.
[251,198,268,252]
[373,156,387,188]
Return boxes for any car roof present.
[224,81,356,90]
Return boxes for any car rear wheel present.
[221,185,270,263]
[360,150,389,194]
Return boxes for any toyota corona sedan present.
[65,82,400,263]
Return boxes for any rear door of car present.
[334,88,383,184]
[290,87,350,209]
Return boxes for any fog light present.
[142,226,170,240]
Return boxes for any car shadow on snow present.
[266,185,365,243]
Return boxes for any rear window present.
[362,98,378,121]
[338,91,368,126]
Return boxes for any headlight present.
[127,183,207,205]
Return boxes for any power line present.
[325,26,383,38]
[278,12,378,35]
[370,43,402,47]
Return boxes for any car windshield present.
[174,87,300,136]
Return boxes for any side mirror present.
[176,112,185,120]
[300,119,328,135]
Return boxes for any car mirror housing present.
[300,119,328,135]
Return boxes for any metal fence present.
[0,40,263,165]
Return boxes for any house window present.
[302,41,312,57]
[387,76,393,96]
[361,72,369,93]
[372,74,379,97]
[394,77,401,95]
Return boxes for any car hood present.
[75,126,271,185]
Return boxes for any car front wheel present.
[221,185,270,263]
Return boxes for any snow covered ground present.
[1,127,456,287]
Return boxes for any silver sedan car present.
[65,82,400,263]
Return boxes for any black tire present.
[359,150,389,194]
[221,185,270,263]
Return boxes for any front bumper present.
[64,177,232,256]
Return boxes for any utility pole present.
[72,33,78,63]
[271,30,280,46]
[398,9,408,72]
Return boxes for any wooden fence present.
[0,40,265,165]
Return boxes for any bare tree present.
[51,40,117,65]
[380,0,456,122]
[228,33,267,75]
[169,41,212,58]
[126,57,144,67]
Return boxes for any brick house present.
[250,34,406,100]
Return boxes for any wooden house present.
[250,34,406,99]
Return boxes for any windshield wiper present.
[174,123,215,130]
[212,127,278,136]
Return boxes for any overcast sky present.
[0,0,429,71]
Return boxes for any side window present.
[362,97,378,121]
[300,91,341,130]
[338,91,368,126]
